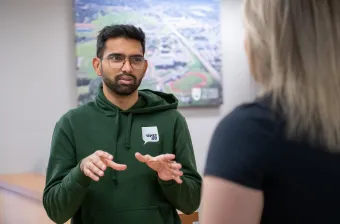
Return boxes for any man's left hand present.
[135,152,183,184]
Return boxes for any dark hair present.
[96,24,146,58]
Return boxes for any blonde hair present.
[242,0,340,152]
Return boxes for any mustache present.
[115,73,136,81]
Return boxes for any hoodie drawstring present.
[124,113,132,149]
[109,112,120,182]
[111,112,133,182]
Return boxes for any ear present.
[142,59,148,78]
[92,57,102,77]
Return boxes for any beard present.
[102,72,142,96]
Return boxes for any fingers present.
[84,167,100,181]
[173,175,183,184]
[171,168,183,177]
[135,152,146,162]
[81,154,107,181]
[83,159,127,181]
[134,153,184,184]
[160,154,176,161]
[136,153,175,163]
[82,150,123,181]
[95,150,127,171]
[169,161,183,178]
[135,152,153,163]
[106,159,127,171]
[168,161,183,184]
[87,162,104,180]
[95,150,113,160]
[90,156,107,171]
[169,161,182,170]
[83,161,103,181]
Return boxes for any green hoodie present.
[43,84,202,224]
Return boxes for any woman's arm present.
[201,176,263,224]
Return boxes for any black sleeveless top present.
[204,96,340,223]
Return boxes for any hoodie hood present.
[95,83,178,114]
[94,83,178,182]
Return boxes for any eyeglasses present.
[101,54,146,70]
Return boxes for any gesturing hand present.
[135,152,183,184]
[80,150,127,181]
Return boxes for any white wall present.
[0,0,256,174]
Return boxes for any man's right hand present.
[80,150,127,181]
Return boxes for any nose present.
[121,58,133,73]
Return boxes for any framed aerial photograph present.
[74,0,222,107]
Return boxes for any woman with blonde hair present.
[201,0,340,223]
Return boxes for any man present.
[43,24,202,224]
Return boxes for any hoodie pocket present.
[94,206,164,224]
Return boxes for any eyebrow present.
[106,53,144,57]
